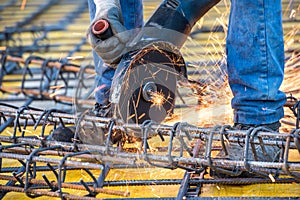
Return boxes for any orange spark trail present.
[20,0,27,10]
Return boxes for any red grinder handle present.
[92,19,113,40]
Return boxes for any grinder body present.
[129,0,221,48]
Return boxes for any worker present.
[87,0,144,117]
[50,0,285,176]
[88,0,285,128]
[85,0,285,177]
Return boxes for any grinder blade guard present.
[110,42,187,138]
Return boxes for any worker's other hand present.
[87,0,130,65]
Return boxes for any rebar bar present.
[0,102,299,198]
[0,185,107,200]
[0,106,299,149]
[0,106,299,173]
[0,55,94,74]
[0,175,130,197]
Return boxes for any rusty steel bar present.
[0,108,299,154]
[0,146,135,165]
[0,136,299,175]
[0,86,94,105]
[0,185,104,200]
[98,177,298,186]
[0,103,299,200]
[0,55,95,74]
[0,106,299,141]
[0,105,299,175]
[0,174,296,192]
[0,174,130,197]
[0,152,104,170]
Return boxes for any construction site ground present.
[0,0,300,199]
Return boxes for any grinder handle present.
[92,19,113,40]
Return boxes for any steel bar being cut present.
[0,104,299,199]
[0,105,299,174]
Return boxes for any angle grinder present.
[92,0,220,138]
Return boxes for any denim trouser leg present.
[227,0,286,125]
[87,0,144,105]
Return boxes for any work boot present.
[47,124,106,145]
[93,102,112,117]
[210,121,282,178]
[47,126,76,143]
[233,121,281,132]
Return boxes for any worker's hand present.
[87,0,130,65]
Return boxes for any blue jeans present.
[87,0,143,105]
[227,0,286,125]
[88,0,286,125]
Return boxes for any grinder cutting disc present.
[110,42,186,137]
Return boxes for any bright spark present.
[150,91,165,107]
[20,0,27,10]
[50,85,65,90]
[67,56,84,60]
[49,92,58,98]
